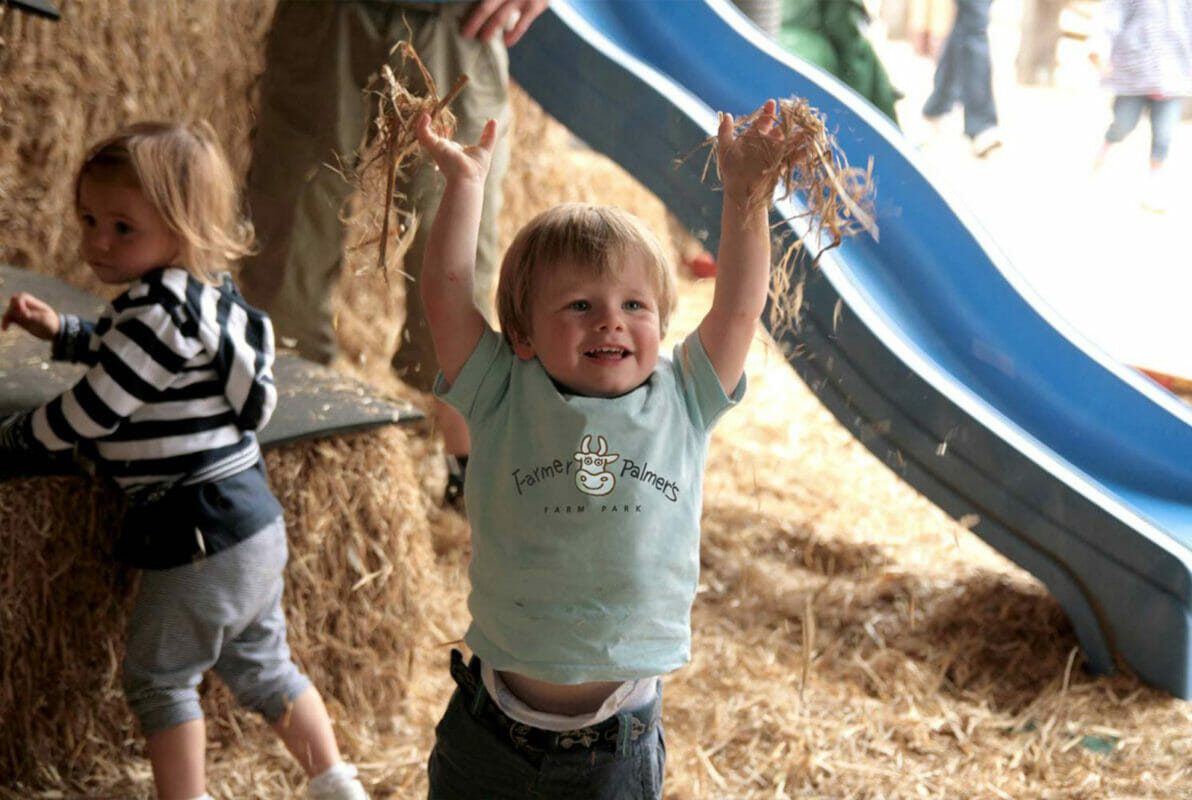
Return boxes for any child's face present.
[77,172,180,284]
[513,249,663,397]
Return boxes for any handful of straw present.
[353,41,468,277]
[696,97,877,253]
[690,97,878,335]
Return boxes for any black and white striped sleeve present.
[29,300,200,452]
[218,294,277,432]
[51,313,100,364]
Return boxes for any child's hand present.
[717,99,790,203]
[2,293,60,340]
[416,113,497,186]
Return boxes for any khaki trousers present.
[241,1,510,387]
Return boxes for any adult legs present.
[386,3,511,464]
[953,0,997,138]
[922,13,961,119]
[388,4,510,387]
[240,2,393,364]
[1015,0,1064,85]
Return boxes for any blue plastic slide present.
[509,0,1192,697]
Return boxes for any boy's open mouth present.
[585,346,630,360]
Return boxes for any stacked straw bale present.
[0,1,274,293]
[0,426,437,788]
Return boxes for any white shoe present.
[307,763,369,800]
[971,127,1003,158]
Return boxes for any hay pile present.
[659,284,1192,798]
[0,0,273,293]
[0,426,438,792]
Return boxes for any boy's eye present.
[624,300,644,311]
[80,214,96,227]
[568,300,590,312]
[114,221,133,235]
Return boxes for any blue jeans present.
[427,651,666,799]
[1105,95,1185,163]
[922,0,998,138]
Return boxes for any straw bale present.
[0,426,437,790]
[0,0,275,293]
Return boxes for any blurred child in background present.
[1090,0,1192,211]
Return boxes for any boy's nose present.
[595,310,624,331]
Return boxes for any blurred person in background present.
[778,0,902,124]
[921,0,1002,157]
[1016,0,1068,85]
[1090,0,1192,212]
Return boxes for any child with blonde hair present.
[415,100,790,798]
[0,122,367,800]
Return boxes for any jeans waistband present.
[448,649,661,763]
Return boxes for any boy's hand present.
[416,113,497,186]
[2,293,60,340]
[717,99,790,203]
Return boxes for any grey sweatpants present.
[122,517,311,736]
[240,0,511,379]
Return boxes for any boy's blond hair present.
[75,121,253,284]
[497,203,677,346]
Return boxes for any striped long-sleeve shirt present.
[3,266,276,490]
[1095,0,1192,96]
[1,267,284,568]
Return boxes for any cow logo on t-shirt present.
[573,434,619,496]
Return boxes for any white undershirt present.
[480,663,659,732]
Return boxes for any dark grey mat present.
[0,265,422,475]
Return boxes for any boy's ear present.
[511,331,536,360]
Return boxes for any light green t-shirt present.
[436,327,745,683]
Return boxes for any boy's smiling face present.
[513,249,663,397]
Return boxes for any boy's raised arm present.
[698,99,786,395]
[416,113,498,385]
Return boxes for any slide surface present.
[509,0,1192,696]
